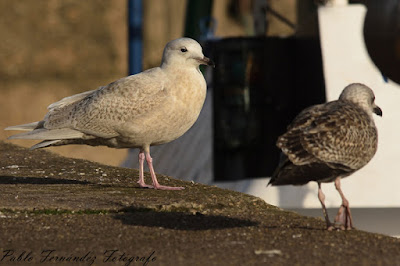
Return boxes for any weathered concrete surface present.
[0,141,399,266]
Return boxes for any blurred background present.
[1,0,400,236]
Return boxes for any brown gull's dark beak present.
[373,105,383,117]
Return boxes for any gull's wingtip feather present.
[5,122,40,131]
[30,140,61,150]
[6,128,84,140]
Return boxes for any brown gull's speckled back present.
[269,83,381,186]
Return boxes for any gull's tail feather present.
[30,140,62,150]
[7,128,84,140]
[5,122,41,131]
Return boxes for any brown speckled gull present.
[5,37,214,190]
[268,83,382,230]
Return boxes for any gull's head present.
[339,83,382,117]
[161,37,214,69]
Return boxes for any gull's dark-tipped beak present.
[198,56,215,68]
[373,105,383,117]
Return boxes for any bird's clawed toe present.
[332,205,354,230]
[137,181,154,189]
[153,184,185,190]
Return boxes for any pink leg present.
[334,177,354,230]
[137,150,154,188]
[317,182,334,230]
[145,152,184,190]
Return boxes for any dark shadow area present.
[114,207,258,230]
[287,225,325,231]
[0,176,91,185]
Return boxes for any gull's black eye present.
[180,47,188,53]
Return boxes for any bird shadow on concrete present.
[114,207,258,231]
[0,175,91,185]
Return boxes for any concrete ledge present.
[0,141,399,265]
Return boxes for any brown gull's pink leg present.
[317,182,334,230]
[334,177,354,230]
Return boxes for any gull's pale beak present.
[198,56,215,68]
[373,105,383,117]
